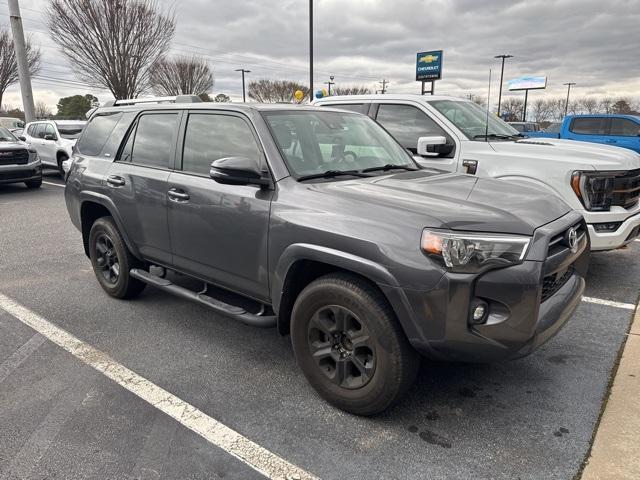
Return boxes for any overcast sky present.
[1,0,639,110]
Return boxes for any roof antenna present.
[485,68,492,142]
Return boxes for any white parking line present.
[582,296,637,311]
[43,181,64,188]
[0,293,318,480]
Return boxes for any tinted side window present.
[34,124,46,139]
[610,118,640,136]
[27,124,37,136]
[376,104,448,153]
[130,113,179,169]
[44,124,56,138]
[328,104,368,114]
[570,117,607,135]
[511,124,525,132]
[182,114,262,176]
[78,113,123,156]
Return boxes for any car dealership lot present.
[1,176,639,480]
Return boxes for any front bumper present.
[382,211,589,362]
[0,160,42,184]
[584,210,640,251]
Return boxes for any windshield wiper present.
[297,170,372,182]
[473,133,525,141]
[362,164,419,173]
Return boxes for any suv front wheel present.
[291,273,419,415]
[88,217,146,299]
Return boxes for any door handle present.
[106,175,126,187]
[168,188,190,202]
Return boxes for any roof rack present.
[102,95,203,108]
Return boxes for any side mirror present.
[210,156,271,187]
[18,136,26,142]
[44,134,57,141]
[417,136,447,157]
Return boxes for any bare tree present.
[150,55,214,97]
[35,100,52,118]
[501,97,524,122]
[599,98,614,114]
[248,79,309,103]
[47,0,175,99]
[531,99,553,123]
[0,29,41,109]
[333,85,372,96]
[578,97,598,114]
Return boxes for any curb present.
[580,301,640,479]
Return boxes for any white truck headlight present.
[421,229,531,273]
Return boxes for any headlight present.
[421,229,531,273]
[571,171,615,211]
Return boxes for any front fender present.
[271,243,400,313]
[494,175,565,200]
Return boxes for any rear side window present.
[181,114,262,176]
[570,117,607,135]
[375,104,449,153]
[610,118,640,136]
[78,113,123,156]
[127,113,179,169]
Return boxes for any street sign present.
[416,50,443,81]
[508,75,547,91]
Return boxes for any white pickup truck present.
[315,94,640,251]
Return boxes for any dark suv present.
[0,126,42,189]
[65,96,589,415]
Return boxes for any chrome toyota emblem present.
[565,227,578,253]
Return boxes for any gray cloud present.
[2,0,638,108]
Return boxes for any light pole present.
[494,54,513,118]
[564,82,576,117]
[324,75,335,96]
[235,69,250,102]
[8,0,35,122]
[309,0,313,99]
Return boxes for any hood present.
[489,138,640,171]
[318,171,571,235]
[0,139,28,149]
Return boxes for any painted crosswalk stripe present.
[582,296,636,311]
[0,292,318,480]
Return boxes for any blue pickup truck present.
[524,114,640,153]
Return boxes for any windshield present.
[262,110,415,179]
[56,122,86,139]
[0,126,17,142]
[429,100,520,140]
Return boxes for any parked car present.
[524,114,640,153]
[65,96,589,415]
[9,127,24,138]
[0,126,42,188]
[509,121,542,134]
[315,95,640,251]
[0,117,25,130]
[22,120,86,175]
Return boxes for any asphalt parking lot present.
[1,172,639,480]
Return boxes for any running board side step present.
[130,269,277,328]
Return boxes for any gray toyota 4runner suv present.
[65,96,589,415]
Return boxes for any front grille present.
[0,149,29,166]
[612,168,640,209]
[547,221,586,257]
[541,267,574,302]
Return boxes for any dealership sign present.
[508,75,547,91]
[416,50,443,81]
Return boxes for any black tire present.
[25,177,42,189]
[291,273,419,416]
[88,216,146,299]
[57,154,68,176]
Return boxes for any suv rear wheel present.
[291,273,419,415]
[57,154,68,176]
[88,217,146,299]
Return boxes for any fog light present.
[470,302,488,325]
[593,222,622,233]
